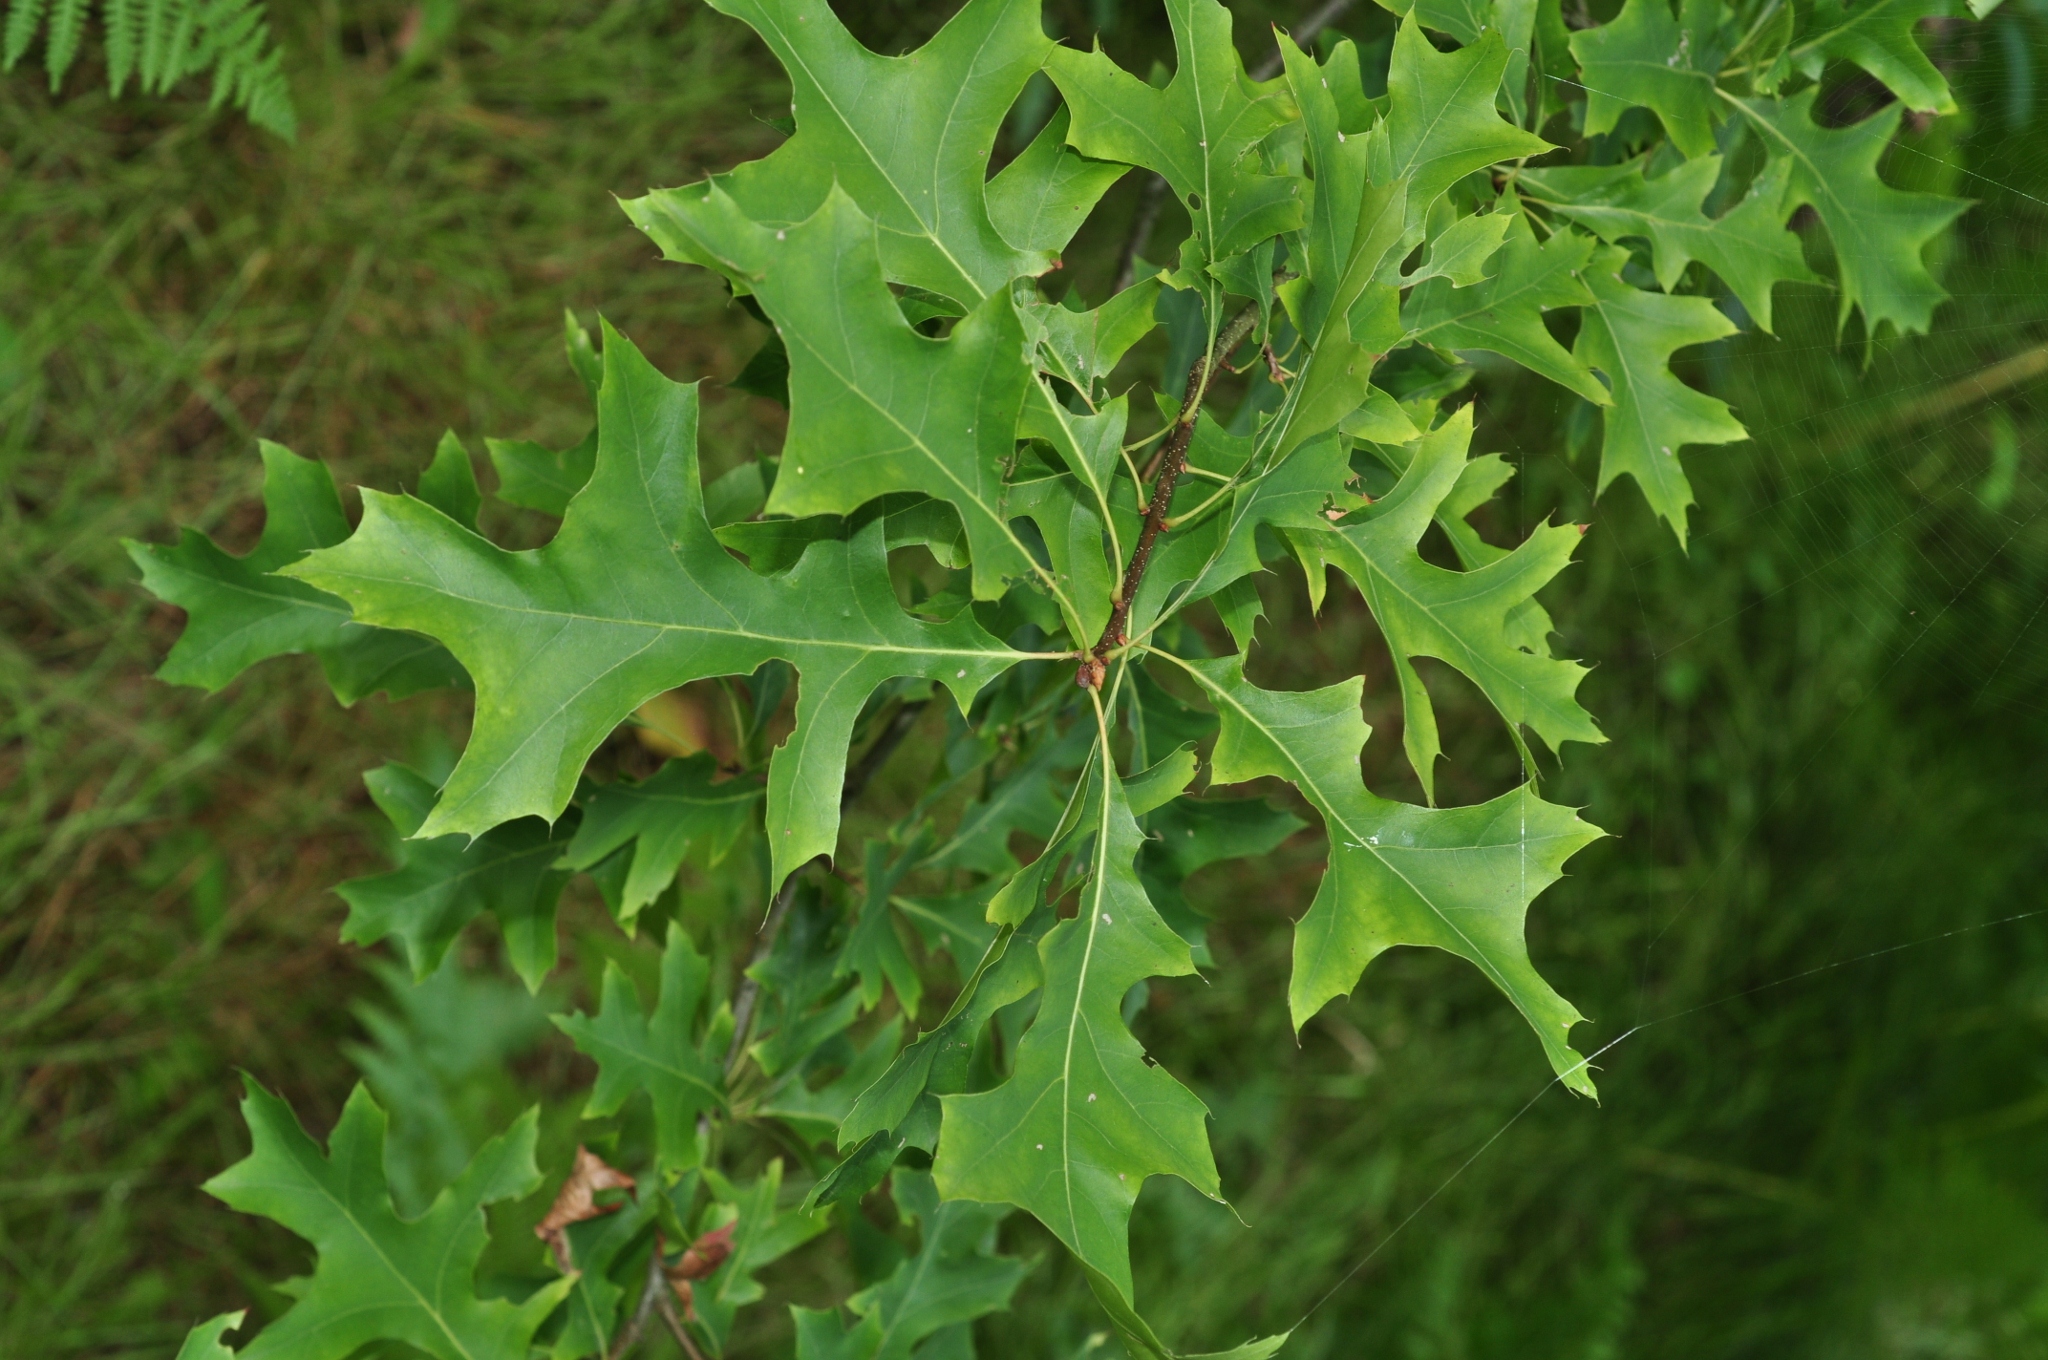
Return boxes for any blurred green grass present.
[4,3,2048,1357]
[0,5,787,1351]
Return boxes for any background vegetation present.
[4,1,2046,1355]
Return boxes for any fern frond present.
[3,0,49,72]
[1,0,295,138]
[102,0,136,92]
[43,0,84,86]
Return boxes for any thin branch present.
[1080,300,1264,689]
[721,697,930,1077]
[1110,174,1170,297]
[655,1291,709,1360]
[1251,0,1359,79]
[606,1237,667,1360]
[1815,344,2048,456]
[841,698,930,805]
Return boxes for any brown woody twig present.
[606,1240,666,1360]
[1079,301,1264,689]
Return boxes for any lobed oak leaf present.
[1047,0,1304,274]
[1167,649,1604,1096]
[1730,90,1969,341]
[628,0,1089,308]
[283,323,1020,882]
[553,924,726,1175]
[1573,242,1750,545]
[1288,408,1602,799]
[1569,0,1724,158]
[197,1080,573,1360]
[337,762,576,992]
[126,440,466,705]
[1520,153,1818,333]
[934,758,1217,1305]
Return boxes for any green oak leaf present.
[1796,0,1958,115]
[1022,282,1163,397]
[1402,208,1610,405]
[716,494,972,579]
[750,885,866,1079]
[1729,90,1969,339]
[1144,794,1305,886]
[1047,0,1304,273]
[284,323,1017,883]
[199,1080,573,1360]
[561,754,763,929]
[126,440,465,705]
[793,1307,885,1360]
[845,1170,1033,1360]
[1277,34,1414,454]
[175,1313,245,1360]
[1087,1274,1291,1360]
[1375,17,1551,220]
[765,1016,907,1152]
[838,913,1048,1154]
[632,0,1070,307]
[896,889,1003,973]
[1372,0,1495,44]
[1574,243,1748,544]
[922,722,1092,876]
[989,106,1135,259]
[486,430,595,518]
[1423,451,1559,655]
[1141,791,1306,963]
[1569,0,1722,158]
[337,763,576,992]
[934,756,1218,1305]
[635,184,1055,606]
[1003,466,1120,642]
[485,315,604,515]
[1289,408,1601,800]
[548,1192,659,1360]
[839,840,925,1015]
[1520,153,1818,332]
[1404,209,1514,288]
[694,1161,834,1349]
[1166,652,1604,1095]
[552,923,726,1175]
